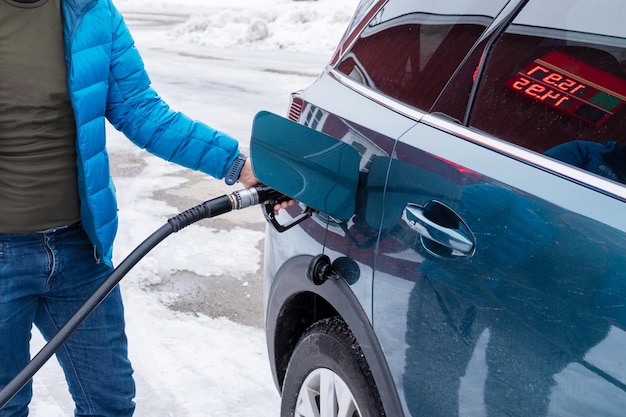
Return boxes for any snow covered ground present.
[25,0,360,416]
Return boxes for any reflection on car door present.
[372,117,626,416]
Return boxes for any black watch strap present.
[225,154,247,185]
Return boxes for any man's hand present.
[237,158,258,188]
[273,198,296,215]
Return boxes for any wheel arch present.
[265,254,405,417]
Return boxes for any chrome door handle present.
[402,201,475,259]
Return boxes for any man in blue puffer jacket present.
[0,0,259,415]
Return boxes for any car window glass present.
[470,0,626,185]
[344,0,378,36]
[334,0,509,111]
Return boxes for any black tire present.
[280,317,385,417]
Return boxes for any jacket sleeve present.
[104,4,240,179]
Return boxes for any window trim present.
[463,0,529,125]
[422,113,626,202]
[329,65,626,201]
[327,67,427,122]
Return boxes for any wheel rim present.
[294,368,361,417]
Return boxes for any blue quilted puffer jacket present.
[61,0,241,266]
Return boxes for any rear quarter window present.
[334,0,509,112]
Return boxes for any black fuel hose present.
[0,185,284,409]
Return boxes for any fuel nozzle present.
[229,184,285,210]
[167,184,286,232]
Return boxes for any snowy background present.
[26,0,360,416]
[117,0,359,53]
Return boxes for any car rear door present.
[370,1,626,416]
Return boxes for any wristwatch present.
[225,154,247,185]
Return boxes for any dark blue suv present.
[260,1,626,416]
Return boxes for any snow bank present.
[116,0,360,53]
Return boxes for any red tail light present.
[288,94,304,121]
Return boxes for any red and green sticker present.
[506,50,626,126]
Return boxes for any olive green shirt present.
[0,0,81,232]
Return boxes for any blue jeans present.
[0,223,135,417]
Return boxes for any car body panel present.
[373,118,626,416]
[262,0,626,416]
